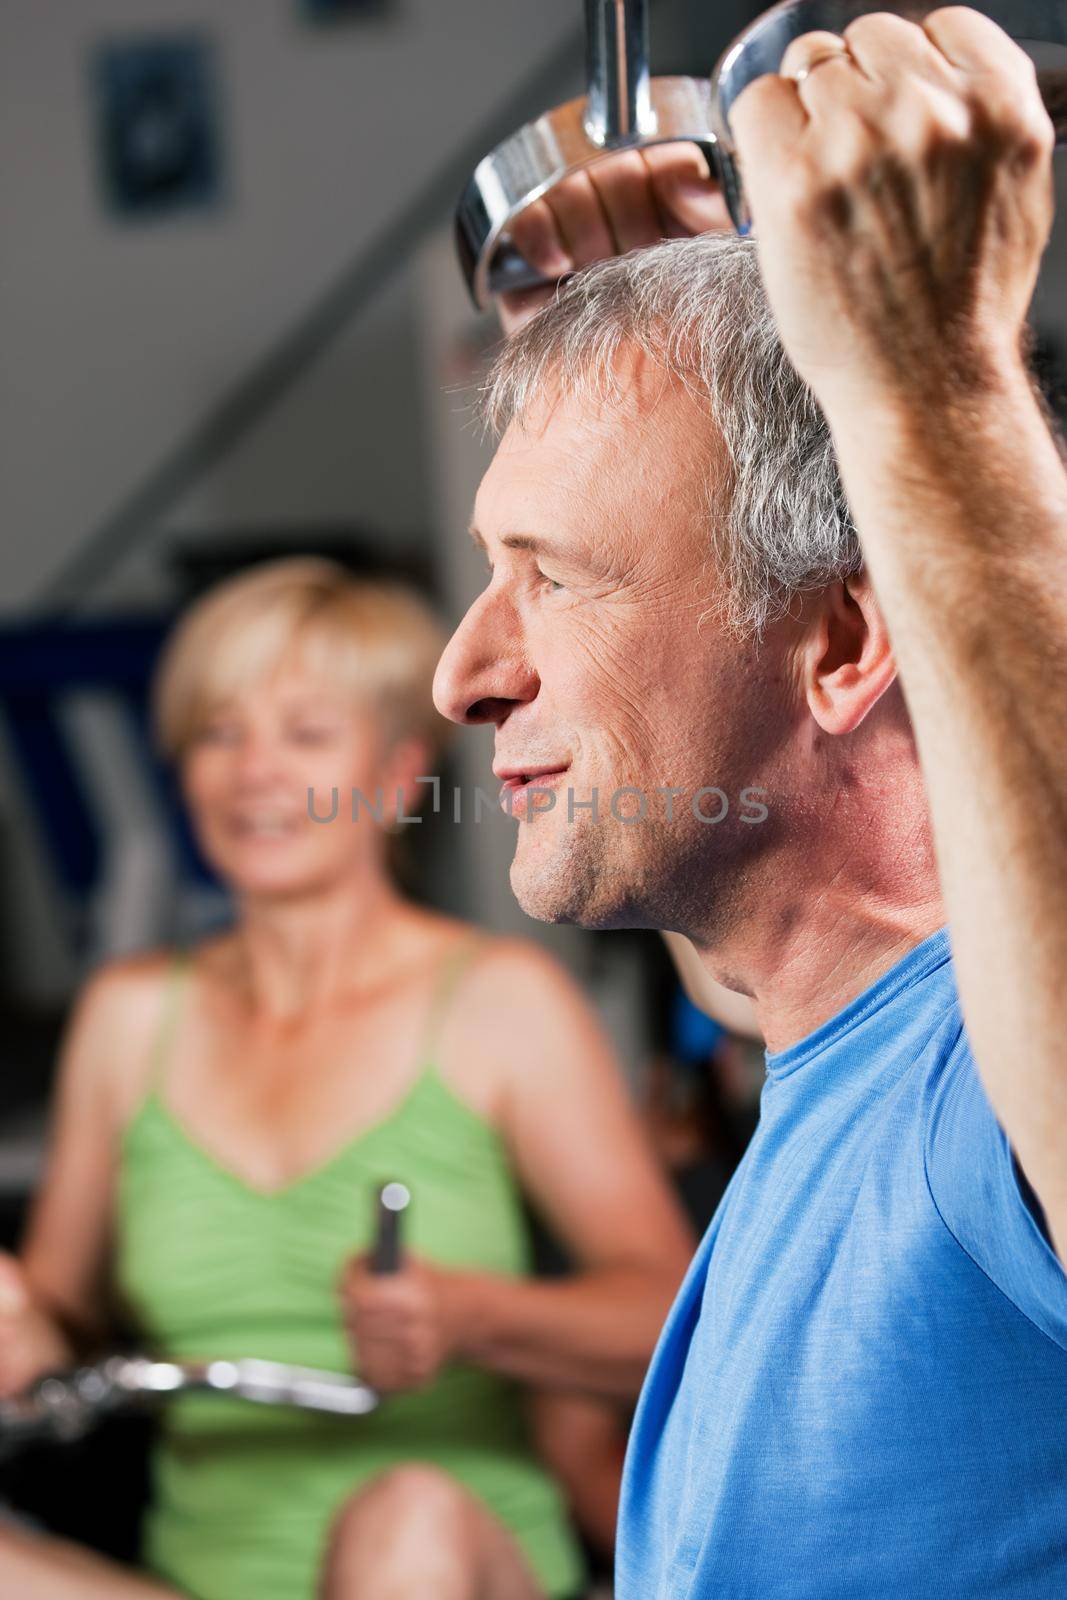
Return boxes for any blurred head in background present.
[154,557,449,904]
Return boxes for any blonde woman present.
[0,558,693,1600]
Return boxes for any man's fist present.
[730,7,1055,408]
[338,1252,464,1393]
[499,142,732,333]
[0,1252,74,1398]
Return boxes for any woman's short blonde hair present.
[153,556,451,763]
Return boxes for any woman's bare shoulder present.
[394,908,494,980]
[453,934,585,1013]
[437,934,595,1110]
[65,948,185,1120]
[77,947,180,1021]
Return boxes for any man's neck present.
[740,905,945,1053]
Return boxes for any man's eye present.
[536,569,565,594]
[290,726,335,745]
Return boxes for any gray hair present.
[481,233,861,637]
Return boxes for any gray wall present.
[0,0,579,611]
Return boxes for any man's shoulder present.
[919,1013,1067,1351]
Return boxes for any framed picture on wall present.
[92,34,224,220]
[300,0,392,19]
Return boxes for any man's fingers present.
[588,150,667,254]
[516,146,727,275]
[780,28,854,85]
[923,7,1050,146]
[730,74,808,177]
[639,141,711,184]
[508,198,573,279]
[922,6,1036,81]
[643,144,732,238]
[500,139,729,313]
[543,171,614,267]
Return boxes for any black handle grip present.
[370,1181,410,1274]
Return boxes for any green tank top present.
[115,941,584,1600]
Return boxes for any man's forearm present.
[449,1263,680,1397]
[824,367,1067,1252]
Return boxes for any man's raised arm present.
[733,8,1067,1254]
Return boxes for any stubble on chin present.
[510,805,731,934]
[508,819,606,927]
[509,812,661,931]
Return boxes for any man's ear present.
[801,573,897,734]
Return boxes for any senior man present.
[434,8,1067,1597]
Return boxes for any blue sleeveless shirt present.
[617,928,1067,1597]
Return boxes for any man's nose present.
[433,593,538,728]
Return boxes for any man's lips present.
[493,764,570,789]
[496,766,571,814]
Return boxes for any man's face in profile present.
[433,355,793,937]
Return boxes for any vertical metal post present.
[584,0,653,144]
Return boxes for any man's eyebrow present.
[468,524,569,558]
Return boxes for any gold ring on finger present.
[790,46,852,87]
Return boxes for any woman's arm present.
[443,942,696,1396]
[13,958,165,1366]
[526,1389,626,1560]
